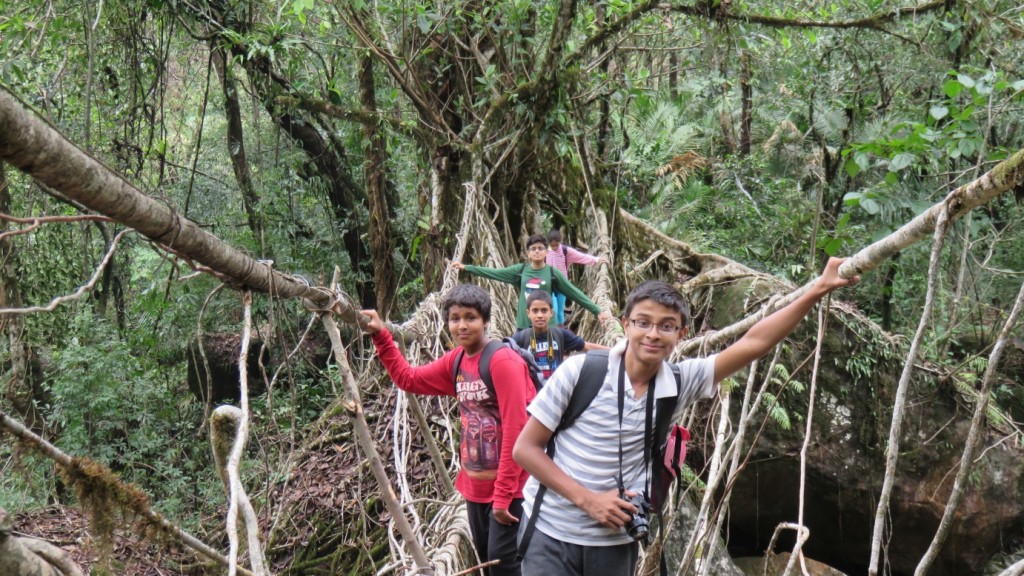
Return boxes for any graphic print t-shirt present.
[523,273,548,295]
[454,354,502,480]
[518,328,585,379]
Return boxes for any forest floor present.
[11,425,393,575]
[15,505,206,575]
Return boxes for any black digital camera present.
[622,493,651,542]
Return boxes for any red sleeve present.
[370,329,457,396]
[488,348,537,510]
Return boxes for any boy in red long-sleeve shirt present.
[362,284,535,576]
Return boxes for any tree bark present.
[359,55,399,315]
[0,161,45,433]
[739,49,752,156]
[212,45,264,247]
[0,508,67,576]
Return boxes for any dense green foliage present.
[1,0,1024,572]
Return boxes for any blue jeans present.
[553,291,567,325]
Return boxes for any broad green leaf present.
[844,158,860,178]
[824,238,843,256]
[860,197,881,215]
[929,106,948,120]
[889,152,915,171]
[293,0,314,24]
[855,151,870,172]
[958,138,975,157]
[944,79,963,98]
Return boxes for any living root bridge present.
[682,147,1024,355]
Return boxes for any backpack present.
[451,338,546,398]
[517,350,688,561]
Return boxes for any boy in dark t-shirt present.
[361,284,534,576]
[512,291,608,379]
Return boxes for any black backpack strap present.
[650,362,683,533]
[451,350,464,394]
[518,350,609,559]
[550,327,565,364]
[512,328,532,350]
[475,340,504,399]
[518,262,529,291]
[653,364,683,453]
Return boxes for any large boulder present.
[692,318,1024,576]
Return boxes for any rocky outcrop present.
[687,312,1024,576]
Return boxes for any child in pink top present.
[546,229,601,326]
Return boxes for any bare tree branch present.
[681,147,1024,355]
[0,229,129,316]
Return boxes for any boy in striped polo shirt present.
[513,258,856,575]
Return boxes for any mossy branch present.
[0,409,255,576]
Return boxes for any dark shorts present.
[518,522,638,576]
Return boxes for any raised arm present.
[713,257,858,385]
[565,246,600,267]
[582,341,610,352]
[550,268,611,322]
[361,310,456,396]
[457,263,524,286]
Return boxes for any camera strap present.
[616,356,655,501]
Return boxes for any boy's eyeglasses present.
[629,318,680,334]
[528,246,547,252]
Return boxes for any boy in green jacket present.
[452,234,612,329]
